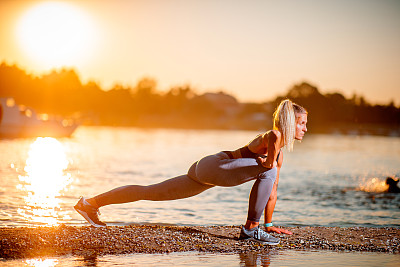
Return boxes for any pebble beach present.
[1,225,399,260]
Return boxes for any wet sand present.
[1,225,399,259]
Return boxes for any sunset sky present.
[1,0,399,104]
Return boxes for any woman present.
[75,99,308,245]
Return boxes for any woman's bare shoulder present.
[266,130,282,142]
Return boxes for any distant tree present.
[163,85,196,114]
[0,62,399,131]
[0,62,33,104]
[131,77,162,114]
[39,68,83,115]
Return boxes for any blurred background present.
[1,0,399,135]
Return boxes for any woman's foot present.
[74,197,106,227]
[239,226,280,245]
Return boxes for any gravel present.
[0,225,399,259]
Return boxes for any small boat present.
[0,98,78,138]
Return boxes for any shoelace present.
[255,228,271,239]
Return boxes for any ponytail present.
[273,99,307,151]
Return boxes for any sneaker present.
[74,197,106,227]
[239,226,280,245]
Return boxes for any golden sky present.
[1,0,399,104]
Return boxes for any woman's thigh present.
[191,153,271,187]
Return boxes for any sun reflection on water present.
[17,137,72,225]
[25,258,58,267]
[357,177,388,193]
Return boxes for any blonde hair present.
[273,99,307,151]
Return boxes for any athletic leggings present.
[94,152,277,222]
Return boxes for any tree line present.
[1,62,399,135]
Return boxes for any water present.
[1,127,400,265]
[1,126,399,227]
[1,251,400,266]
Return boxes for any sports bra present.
[223,146,281,162]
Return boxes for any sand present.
[0,225,399,259]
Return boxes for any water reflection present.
[17,137,72,225]
[5,250,400,267]
[239,251,272,267]
[25,258,58,267]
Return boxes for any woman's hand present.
[265,226,293,235]
[256,156,277,168]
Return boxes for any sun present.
[15,1,98,69]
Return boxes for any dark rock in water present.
[386,177,400,193]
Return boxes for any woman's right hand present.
[256,156,277,168]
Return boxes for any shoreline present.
[1,225,399,259]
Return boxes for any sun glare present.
[25,259,58,267]
[15,1,98,68]
[17,137,72,225]
[358,177,388,193]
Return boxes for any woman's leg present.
[246,167,277,223]
[195,153,271,186]
[89,174,213,208]
[238,168,280,244]
[78,152,276,229]
[194,153,278,225]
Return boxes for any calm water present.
[2,250,400,267]
[1,126,399,265]
[1,126,399,227]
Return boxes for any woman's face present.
[295,113,308,140]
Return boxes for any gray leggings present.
[94,152,277,222]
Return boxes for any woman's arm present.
[230,130,281,160]
[229,133,265,159]
[256,130,281,168]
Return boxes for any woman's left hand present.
[265,226,293,235]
